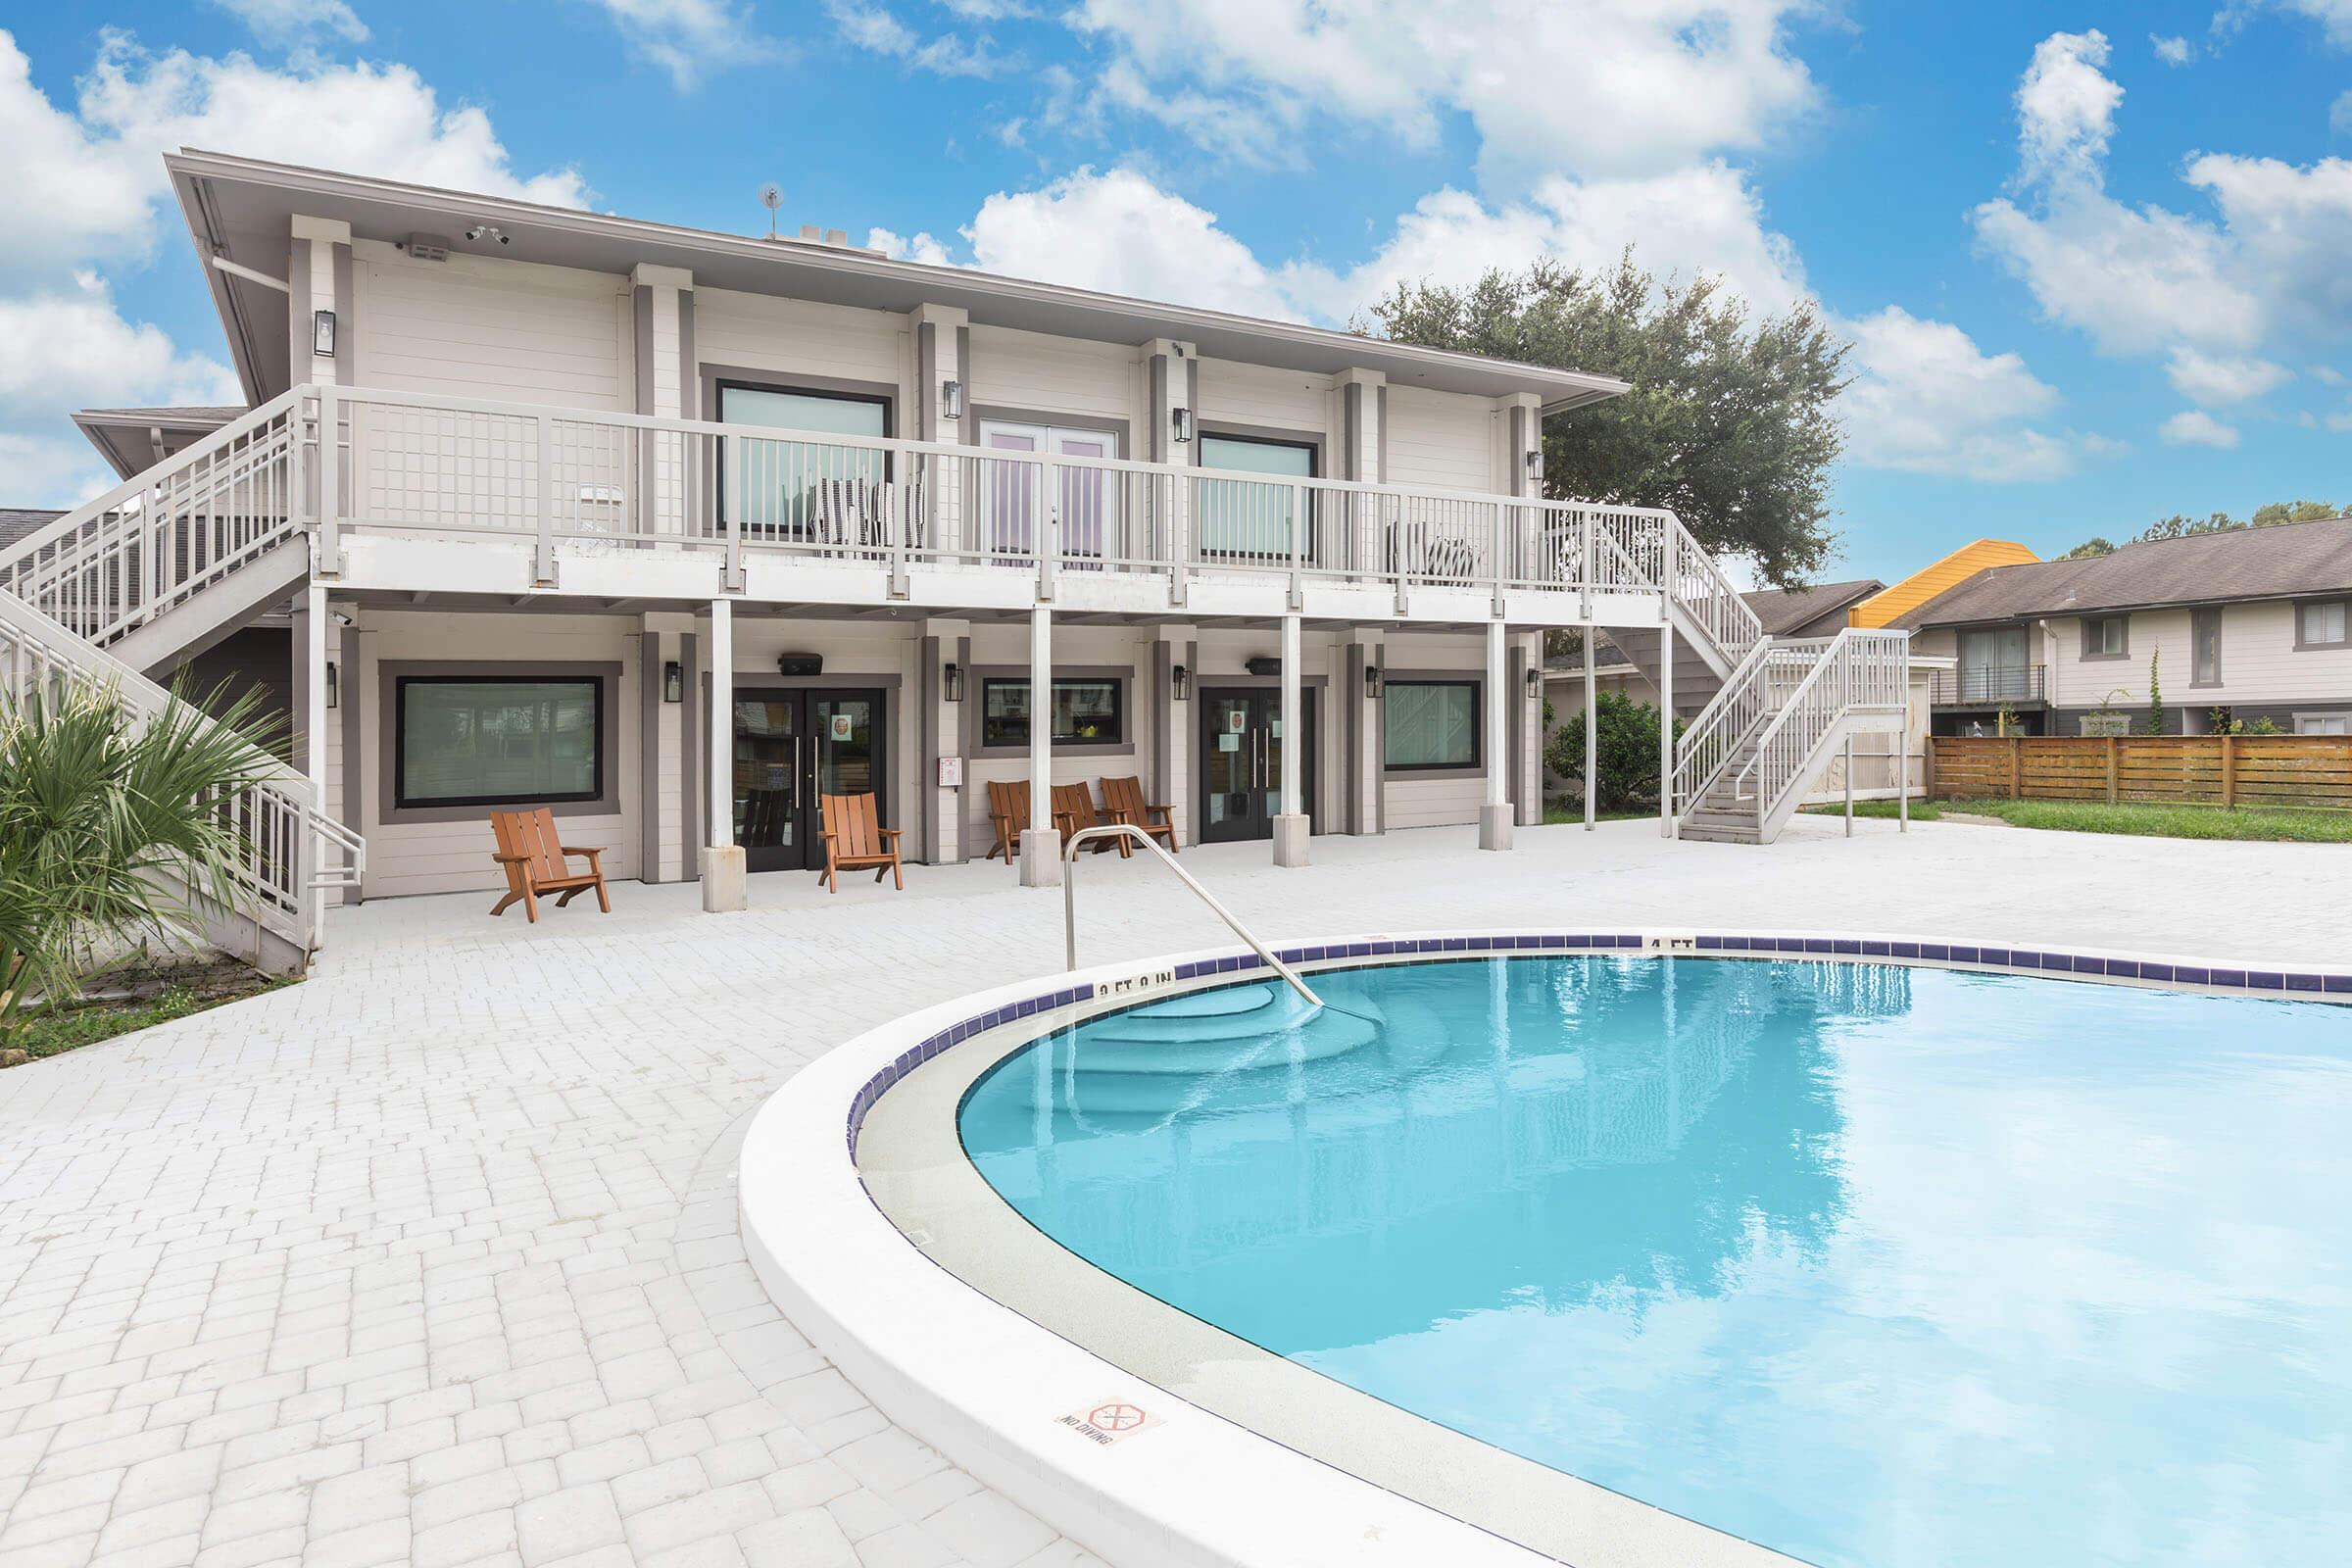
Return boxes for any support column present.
[297,582,329,946]
[1480,619,1514,851]
[916,305,968,557]
[1658,622,1676,838]
[631,264,695,538]
[1273,612,1308,866]
[1843,734,1855,837]
[702,599,745,910]
[1583,633,1597,831]
[1021,607,1062,886]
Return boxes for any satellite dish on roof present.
[758,182,782,240]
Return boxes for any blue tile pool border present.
[842,935,2350,1158]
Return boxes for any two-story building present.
[1889,518,2352,737]
[0,152,1905,965]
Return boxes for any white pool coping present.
[738,928,2352,1568]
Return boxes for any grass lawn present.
[1543,805,1659,825]
[1811,796,2352,842]
[5,963,289,1066]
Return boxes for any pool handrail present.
[1061,824,1324,1009]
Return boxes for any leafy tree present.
[1545,689,1685,810]
[2059,536,2116,560]
[0,682,275,1052]
[2251,499,2336,525]
[2057,498,2340,560]
[1366,256,1849,587]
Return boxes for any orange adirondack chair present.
[819,792,905,893]
[1051,781,1127,857]
[984,779,1030,866]
[1100,775,1177,854]
[488,808,611,921]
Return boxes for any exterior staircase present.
[0,390,360,972]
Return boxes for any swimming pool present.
[956,955,2352,1568]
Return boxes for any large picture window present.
[396,677,603,808]
[1198,433,1315,560]
[980,677,1124,748]
[716,382,891,535]
[1385,680,1480,770]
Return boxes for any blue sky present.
[5,1,2351,584]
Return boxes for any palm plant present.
[0,680,281,1048]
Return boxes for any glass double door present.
[731,688,886,871]
[1199,687,1318,844]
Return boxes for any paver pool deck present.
[2,815,2343,1568]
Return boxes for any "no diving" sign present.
[1058,1397,1162,1446]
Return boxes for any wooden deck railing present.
[1930,735,2352,810]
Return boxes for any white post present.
[701,598,745,910]
[1582,634,1597,831]
[1658,622,1675,838]
[1898,734,1910,832]
[1844,733,1855,837]
[1021,606,1061,886]
[1272,612,1308,866]
[301,581,329,949]
[1479,618,1513,851]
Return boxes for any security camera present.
[466,224,487,241]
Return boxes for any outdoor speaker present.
[776,653,823,676]
[1245,656,1282,676]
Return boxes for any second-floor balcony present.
[1930,664,2046,706]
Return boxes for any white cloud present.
[589,0,778,88]
[865,226,956,267]
[0,26,586,506]
[1837,307,2088,482]
[2165,347,2291,404]
[2249,0,2352,46]
[826,0,1009,76]
[1069,0,1819,184]
[2160,409,2241,447]
[2014,30,2122,185]
[2151,33,2193,65]
[208,0,368,46]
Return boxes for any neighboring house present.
[1889,518,2352,736]
[0,150,1899,956]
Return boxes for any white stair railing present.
[0,590,362,955]
[1726,629,1910,832]
[0,389,306,649]
[1664,514,1764,666]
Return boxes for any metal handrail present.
[1061,825,1323,1008]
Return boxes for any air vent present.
[403,233,452,263]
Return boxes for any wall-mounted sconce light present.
[313,310,337,359]
[1523,447,1544,485]
[1171,407,1195,444]
[1525,665,1544,701]
[1365,664,1384,698]
[941,379,964,420]
[944,662,965,703]
[324,660,339,710]
[663,660,683,703]
[1170,663,1191,701]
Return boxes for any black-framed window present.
[2082,613,2128,659]
[1384,679,1480,770]
[980,677,1125,748]
[1198,432,1317,560]
[716,381,893,533]
[395,676,603,808]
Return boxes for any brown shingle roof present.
[1893,515,2352,628]
[1744,578,1884,637]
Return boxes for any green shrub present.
[1545,690,1684,811]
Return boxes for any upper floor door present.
[1956,626,2031,703]
[977,420,1120,561]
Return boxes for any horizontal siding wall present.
[967,325,1141,427]
[1384,384,1495,492]
[694,288,907,400]
[1380,635,1488,829]
[2049,602,2352,717]
[355,612,642,899]
[1196,358,1332,437]
[355,242,627,409]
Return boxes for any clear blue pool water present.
[956,956,2352,1568]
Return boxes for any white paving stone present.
[2,819,2340,1568]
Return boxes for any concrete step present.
[1677,821,1763,844]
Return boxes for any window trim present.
[2292,710,2352,735]
[389,668,612,816]
[2294,597,2350,651]
[377,662,623,825]
[2190,605,2224,688]
[1195,423,1324,565]
[1381,676,1484,775]
[2079,612,2130,662]
[706,369,899,532]
[964,666,1135,759]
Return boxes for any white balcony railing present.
[312,384,1756,636]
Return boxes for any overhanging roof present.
[166,150,1632,416]
[73,406,244,481]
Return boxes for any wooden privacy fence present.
[1930,735,2352,810]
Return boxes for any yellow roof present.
[1848,539,2039,628]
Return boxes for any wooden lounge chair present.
[488,808,610,922]
[1051,781,1128,857]
[1100,775,1177,855]
[818,792,904,893]
[984,779,1030,866]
